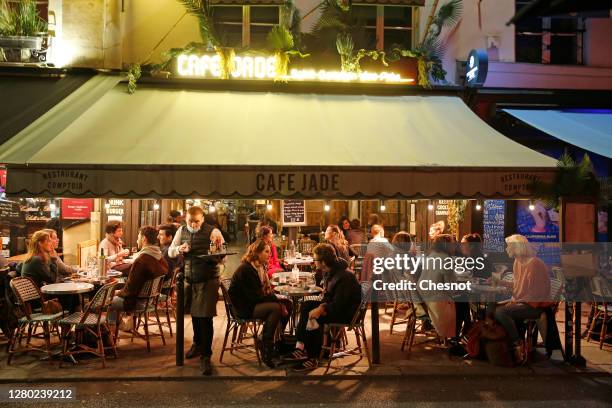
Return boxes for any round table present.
[274,284,322,334]
[271,271,313,286]
[41,282,94,295]
[283,256,314,266]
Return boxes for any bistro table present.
[41,282,95,296]
[274,284,323,334]
[283,256,314,266]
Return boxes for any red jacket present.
[267,242,282,277]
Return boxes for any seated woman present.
[460,233,493,279]
[228,239,282,368]
[42,228,78,279]
[324,224,352,263]
[21,230,58,288]
[493,234,551,363]
[258,226,283,277]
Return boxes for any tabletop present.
[41,282,95,295]
[283,256,314,265]
[274,284,322,297]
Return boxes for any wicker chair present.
[586,276,612,349]
[7,277,64,364]
[116,276,166,352]
[158,268,180,337]
[524,277,565,360]
[58,283,117,367]
[319,281,372,373]
[219,279,262,365]
[349,245,367,280]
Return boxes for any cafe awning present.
[1,75,557,199]
[503,108,612,159]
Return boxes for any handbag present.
[41,298,63,315]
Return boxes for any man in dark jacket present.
[288,243,361,371]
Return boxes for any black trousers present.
[252,302,281,344]
[192,316,214,357]
[295,300,327,359]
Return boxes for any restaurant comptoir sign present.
[176,53,413,83]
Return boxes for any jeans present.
[494,302,543,343]
[107,296,126,324]
[252,302,281,344]
[192,316,214,357]
[295,300,327,359]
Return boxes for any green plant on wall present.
[447,200,467,240]
[529,152,603,210]
[267,25,308,81]
[127,63,141,94]
[0,0,47,37]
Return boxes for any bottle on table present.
[288,240,296,259]
[98,248,107,278]
[291,264,300,283]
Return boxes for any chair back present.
[301,240,315,255]
[138,275,164,299]
[10,277,42,318]
[162,267,180,290]
[220,278,239,320]
[350,244,367,258]
[549,277,564,301]
[81,282,116,325]
[349,281,372,329]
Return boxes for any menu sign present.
[483,200,505,252]
[0,199,25,227]
[62,199,94,220]
[281,200,306,226]
[106,199,125,222]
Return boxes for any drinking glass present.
[131,247,138,255]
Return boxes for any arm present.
[100,240,120,262]
[168,226,184,258]
[321,275,354,318]
[55,256,77,276]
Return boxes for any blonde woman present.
[21,230,57,287]
[324,224,352,263]
[493,234,551,363]
[42,228,78,278]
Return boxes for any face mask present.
[186,225,200,233]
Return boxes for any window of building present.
[211,5,279,48]
[352,5,415,51]
[515,0,584,65]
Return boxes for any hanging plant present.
[447,200,467,240]
[126,63,141,94]
[336,33,387,73]
[529,152,603,210]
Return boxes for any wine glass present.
[131,246,138,255]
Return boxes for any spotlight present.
[475,202,482,211]
[49,203,56,211]
[209,204,216,213]
[380,201,386,212]
[324,203,330,212]
[427,202,434,211]
[153,202,160,211]
[528,201,535,211]
[266,201,273,211]
[104,201,110,210]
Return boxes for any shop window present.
[211,5,279,48]
[352,5,414,51]
[515,0,583,65]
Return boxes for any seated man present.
[158,223,182,281]
[109,226,168,322]
[287,243,361,371]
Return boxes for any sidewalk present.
[0,302,609,383]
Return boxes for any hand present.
[122,249,130,257]
[309,306,324,320]
[179,243,190,253]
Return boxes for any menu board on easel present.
[281,200,306,226]
[483,200,505,252]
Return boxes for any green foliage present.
[178,0,219,47]
[0,0,47,37]
[529,152,602,209]
[429,0,462,37]
[127,63,141,94]
[267,25,309,80]
[336,33,387,73]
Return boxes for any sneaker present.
[282,348,308,362]
[200,356,212,375]
[292,358,318,372]
[186,344,201,359]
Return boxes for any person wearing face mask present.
[168,205,225,375]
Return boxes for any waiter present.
[169,205,223,375]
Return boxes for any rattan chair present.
[7,277,64,364]
[319,281,372,373]
[219,278,262,365]
[349,244,367,280]
[158,268,180,337]
[116,276,166,352]
[524,277,565,360]
[58,283,117,367]
[586,276,612,349]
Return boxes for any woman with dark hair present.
[347,219,365,246]
[338,216,351,240]
[228,240,282,368]
[258,226,282,277]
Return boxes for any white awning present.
[504,108,612,159]
[1,76,556,198]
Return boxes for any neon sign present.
[176,53,413,84]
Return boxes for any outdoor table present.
[283,256,314,266]
[270,271,313,286]
[41,282,95,295]
[274,284,322,334]
[470,284,511,319]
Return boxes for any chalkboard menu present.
[483,200,505,252]
[281,200,306,226]
[0,199,25,227]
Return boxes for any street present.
[2,374,610,407]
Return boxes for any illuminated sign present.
[176,53,413,84]
[465,49,488,88]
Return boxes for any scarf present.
[251,261,272,295]
[105,233,123,253]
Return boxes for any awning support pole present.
[176,271,185,366]
[371,301,380,364]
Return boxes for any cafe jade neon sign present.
[176,53,414,84]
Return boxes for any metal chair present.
[219,278,262,365]
[118,276,166,352]
[524,277,565,360]
[586,276,612,349]
[349,244,367,281]
[58,283,117,367]
[6,277,64,364]
[319,281,372,373]
[158,268,180,337]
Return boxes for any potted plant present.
[0,0,48,62]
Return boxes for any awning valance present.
[1,77,557,199]
[504,108,612,159]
